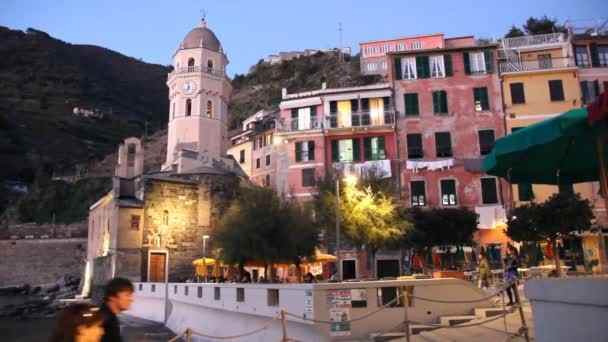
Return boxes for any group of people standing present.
[476,245,520,306]
[49,278,134,342]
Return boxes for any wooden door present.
[149,253,166,282]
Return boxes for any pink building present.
[360,33,475,76]
[388,36,512,250]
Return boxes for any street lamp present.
[203,235,210,282]
[335,175,357,281]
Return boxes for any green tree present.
[405,207,479,272]
[504,25,525,38]
[523,16,566,35]
[506,192,593,276]
[213,186,320,281]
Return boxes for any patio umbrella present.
[301,249,337,264]
[455,246,466,262]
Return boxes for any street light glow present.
[203,235,210,239]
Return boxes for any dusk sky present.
[1,0,605,76]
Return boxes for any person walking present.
[503,246,519,306]
[477,253,491,289]
[100,278,134,342]
[49,303,105,342]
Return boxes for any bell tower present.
[162,19,232,172]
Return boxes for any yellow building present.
[499,32,594,204]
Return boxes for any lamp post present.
[335,175,357,281]
[203,235,210,282]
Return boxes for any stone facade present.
[3,222,87,240]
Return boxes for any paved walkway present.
[120,314,176,342]
[404,286,534,342]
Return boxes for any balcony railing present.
[499,57,575,73]
[500,32,566,50]
[324,110,396,129]
[275,118,323,133]
[169,66,225,77]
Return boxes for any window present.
[473,87,490,111]
[236,288,245,302]
[127,144,136,166]
[377,287,404,307]
[265,134,272,146]
[518,183,534,201]
[581,80,601,105]
[381,61,387,70]
[239,150,245,163]
[364,136,386,160]
[548,80,565,101]
[430,55,445,78]
[265,154,271,166]
[184,286,188,296]
[214,287,221,300]
[575,46,590,67]
[478,130,495,155]
[364,47,376,56]
[538,54,553,69]
[291,106,317,130]
[185,99,192,116]
[598,45,608,67]
[510,83,526,104]
[407,134,423,159]
[411,41,422,49]
[416,56,430,78]
[404,93,419,116]
[435,132,452,157]
[151,284,156,292]
[267,289,279,306]
[198,286,203,298]
[411,181,426,207]
[401,58,417,79]
[380,45,391,53]
[331,138,361,162]
[559,183,574,194]
[130,215,140,230]
[256,158,260,169]
[481,178,498,204]
[440,179,457,205]
[302,168,316,187]
[432,91,448,114]
[207,59,214,72]
[206,100,212,118]
[162,210,169,226]
[396,43,406,51]
[469,52,486,73]
[258,137,263,148]
[187,57,195,72]
[265,174,270,187]
[366,63,378,71]
[295,141,315,162]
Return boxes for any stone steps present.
[439,315,478,326]
[474,307,504,318]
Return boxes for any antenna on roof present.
[200,8,207,21]
[338,22,345,64]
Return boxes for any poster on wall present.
[304,289,314,318]
[327,290,352,336]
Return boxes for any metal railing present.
[499,57,575,73]
[275,118,323,133]
[324,109,396,129]
[169,66,226,77]
[500,32,566,50]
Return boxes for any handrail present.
[501,32,566,49]
[499,57,575,73]
[325,109,396,129]
[169,66,226,77]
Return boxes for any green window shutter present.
[394,58,402,80]
[416,56,429,78]
[383,97,390,109]
[310,105,317,119]
[594,80,601,97]
[432,91,440,114]
[363,137,372,161]
[295,142,302,162]
[350,99,359,113]
[404,93,419,116]
[440,91,448,113]
[352,138,361,161]
[481,87,489,110]
[331,140,339,162]
[590,43,599,67]
[330,101,337,114]
[444,54,453,76]
[378,136,386,159]
[484,50,494,73]
[463,52,471,74]
[309,141,315,160]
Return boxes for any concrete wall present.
[3,222,87,240]
[0,238,86,286]
[128,279,494,341]
[525,278,608,342]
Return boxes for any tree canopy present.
[213,186,320,273]
[504,16,566,38]
[405,207,479,250]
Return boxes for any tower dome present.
[180,19,222,52]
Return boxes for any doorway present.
[342,260,356,280]
[377,259,400,278]
[149,252,167,282]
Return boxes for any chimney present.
[199,19,206,28]
[322,82,327,90]
[282,88,287,99]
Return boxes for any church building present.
[85,19,245,294]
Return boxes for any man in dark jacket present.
[100,277,134,342]
[503,246,519,306]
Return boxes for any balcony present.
[324,110,396,130]
[274,118,323,133]
[169,66,226,78]
[499,57,576,74]
[500,32,566,50]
